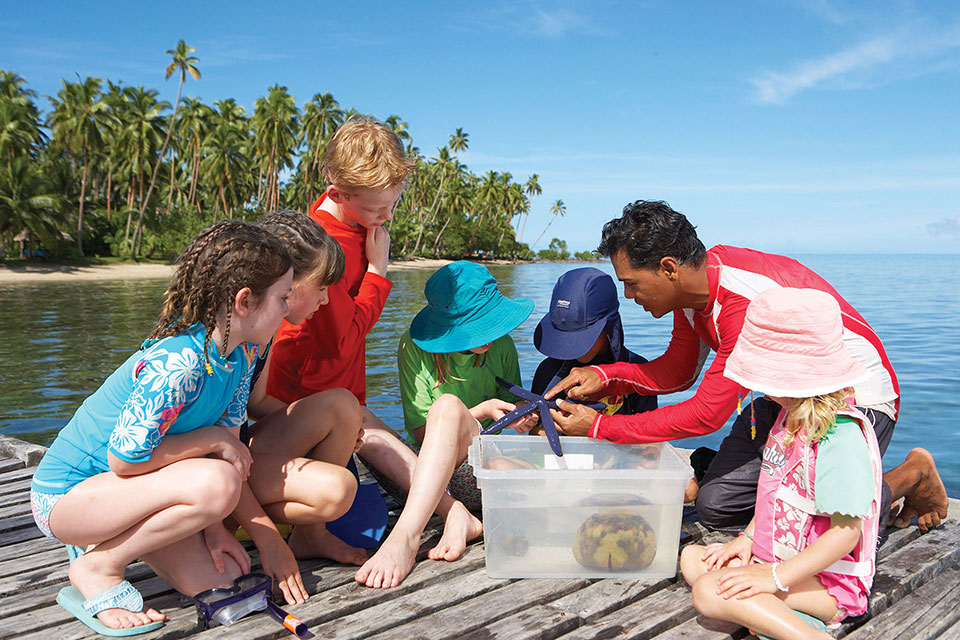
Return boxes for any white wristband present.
[771,562,789,592]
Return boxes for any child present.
[267,118,415,406]
[216,209,366,607]
[532,267,657,418]
[30,221,293,634]
[680,287,882,640]
[355,261,538,589]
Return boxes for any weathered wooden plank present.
[460,604,583,640]
[362,576,592,640]
[0,478,34,499]
[0,466,37,485]
[0,534,64,563]
[937,620,960,640]
[0,513,37,535]
[650,615,745,640]
[458,576,680,640]
[843,560,960,640]
[556,582,697,640]
[0,498,32,520]
[0,545,65,579]
[0,458,25,474]
[547,576,674,624]
[283,568,507,640]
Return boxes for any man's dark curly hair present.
[597,200,706,269]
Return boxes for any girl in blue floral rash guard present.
[30,221,293,634]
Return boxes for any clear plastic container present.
[468,435,693,579]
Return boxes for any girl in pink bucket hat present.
[680,287,883,640]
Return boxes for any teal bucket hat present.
[410,261,534,353]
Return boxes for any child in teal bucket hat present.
[355,261,538,590]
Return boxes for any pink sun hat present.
[724,287,872,398]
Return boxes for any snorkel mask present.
[194,573,307,635]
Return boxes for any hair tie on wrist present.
[771,562,789,592]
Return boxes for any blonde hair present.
[780,388,853,446]
[431,351,487,389]
[321,118,416,191]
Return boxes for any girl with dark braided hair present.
[30,221,293,635]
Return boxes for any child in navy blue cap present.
[532,267,657,417]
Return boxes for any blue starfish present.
[479,375,605,457]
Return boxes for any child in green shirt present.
[355,261,537,589]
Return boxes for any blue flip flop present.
[327,456,389,549]
[757,609,826,639]
[57,580,164,637]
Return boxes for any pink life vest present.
[752,405,883,592]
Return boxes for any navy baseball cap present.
[534,267,620,360]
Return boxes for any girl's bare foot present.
[68,554,166,629]
[288,524,367,565]
[894,448,949,532]
[428,501,482,561]
[355,529,420,589]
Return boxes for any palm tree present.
[201,123,245,219]
[177,97,213,208]
[517,173,541,246]
[0,156,64,255]
[0,72,43,164]
[253,85,300,212]
[299,92,342,204]
[47,76,113,255]
[117,86,168,246]
[384,115,411,145]
[132,39,200,260]
[530,198,566,251]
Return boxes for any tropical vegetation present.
[0,41,574,262]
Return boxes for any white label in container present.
[544,453,594,470]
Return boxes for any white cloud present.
[927,216,960,237]
[751,22,960,103]
[472,1,611,38]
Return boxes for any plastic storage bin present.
[468,435,693,579]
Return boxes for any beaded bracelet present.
[738,531,753,540]
[771,562,789,592]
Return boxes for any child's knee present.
[322,467,359,520]
[429,394,469,420]
[195,460,242,516]
[680,544,705,585]
[690,573,724,618]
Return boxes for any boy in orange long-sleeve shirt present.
[268,119,413,404]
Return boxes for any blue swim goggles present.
[194,572,309,635]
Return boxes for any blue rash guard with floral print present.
[31,325,258,495]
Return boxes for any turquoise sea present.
[1,255,958,493]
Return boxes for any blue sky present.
[3,0,959,253]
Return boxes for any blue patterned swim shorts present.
[30,488,66,539]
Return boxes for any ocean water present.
[1,255,958,493]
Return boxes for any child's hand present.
[703,535,753,571]
[259,535,308,605]
[203,523,251,575]
[507,402,539,434]
[354,428,365,454]
[472,398,515,423]
[213,429,253,480]
[715,563,778,600]
[365,225,390,277]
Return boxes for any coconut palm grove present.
[0,40,583,262]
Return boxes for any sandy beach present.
[0,257,461,284]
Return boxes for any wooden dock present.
[1,439,958,640]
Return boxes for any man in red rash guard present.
[546,200,947,532]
